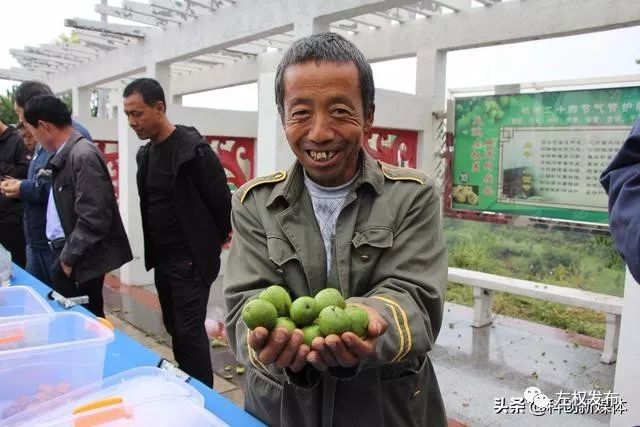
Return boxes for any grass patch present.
[444,218,622,339]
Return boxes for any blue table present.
[10,264,263,426]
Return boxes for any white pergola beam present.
[374,11,408,22]
[150,0,200,18]
[65,18,158,38]
[262,37,292,48]
[28,45,96,61]
[222,48,258,58]
[186,0,218,11]
[224,47,261,57]
[10,50,80,66]
[0,68,44,82]
[19,62,63,74]
[75,29,133,44]
[172,62,206,71]
[46,0,640,94]
[431,0,470,12]
[46,0,412,92]
[45,43,103,56]
[94,4,169,27]
[169,0,640,95]
[75,32,131,50]
[399,6,435,17]
[189,56,225,65]
[122,0,188,24]
[349,17,382,28]
[200,53,239,62]
[351,0,640,58]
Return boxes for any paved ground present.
[105,275,615,426]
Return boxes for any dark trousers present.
[154,254,214,387]
[0,222,26,267]
[26,244,54,285]
[50,248,105,318]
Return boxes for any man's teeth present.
[309,151,336,161]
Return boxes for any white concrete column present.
[108,89,121,120]
[145,61,172,101]
[611,269,640,426]
[117,105,153,285]
[172,94,183,105]
[293,16,330,39]
[254,18,331,176]
[415,48,447,176]
[256,71,294,175]
[71,87,91,119]
[96,88,110,119]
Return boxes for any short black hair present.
[14,81,54,108]
[24,95,72,128]
[123,78,166,107]
[275,32,375,118]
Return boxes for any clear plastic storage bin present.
[37,395,227,427]
[0,286,53,322]
[0,312,114,420]
[3,366,227,426]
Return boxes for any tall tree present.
[0,88,18,125]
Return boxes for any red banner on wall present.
[364,127,418,168]
[95,140,119,199]
[205,136,256,190]
[94,137,258,196]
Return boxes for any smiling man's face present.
[282,60,373,187]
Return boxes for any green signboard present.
[452,86,640,224]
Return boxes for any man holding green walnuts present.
[224,32,448,426]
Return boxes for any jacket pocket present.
[267,237,307,290]
[379,356,446,427]
[244,366,283,426]
[350,227,394,292]
[267,236,300,266]
[352,227,394,249]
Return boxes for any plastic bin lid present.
[0,286,53,319]
[0,312,114,357]
[37,395,227,427]
[3,366,210,426]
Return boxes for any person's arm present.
[0,134,29,178]
[19,153,53,204]
[601,118,640,282]
[60,149,114,268]
[191,145,232,241]
[223,190,308,376]
[19,176,50,205]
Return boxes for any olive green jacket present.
[224,151,448,427]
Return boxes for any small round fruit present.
[317,306,351,336]
[302,325,323,347]
[274,317,296,333]
[345,305,369,338]
[314,288,346,311]
[259,285,292,317]
[242,299,278,330]
[290,296,319,327]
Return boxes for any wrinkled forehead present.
[282,60,362,102]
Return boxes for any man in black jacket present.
[123,78,232,387]
[23,95,132,317]
[0,120,30,267]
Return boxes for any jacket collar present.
[140,125,206,172]
[266,149,384,208]
[49,130,85,171]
